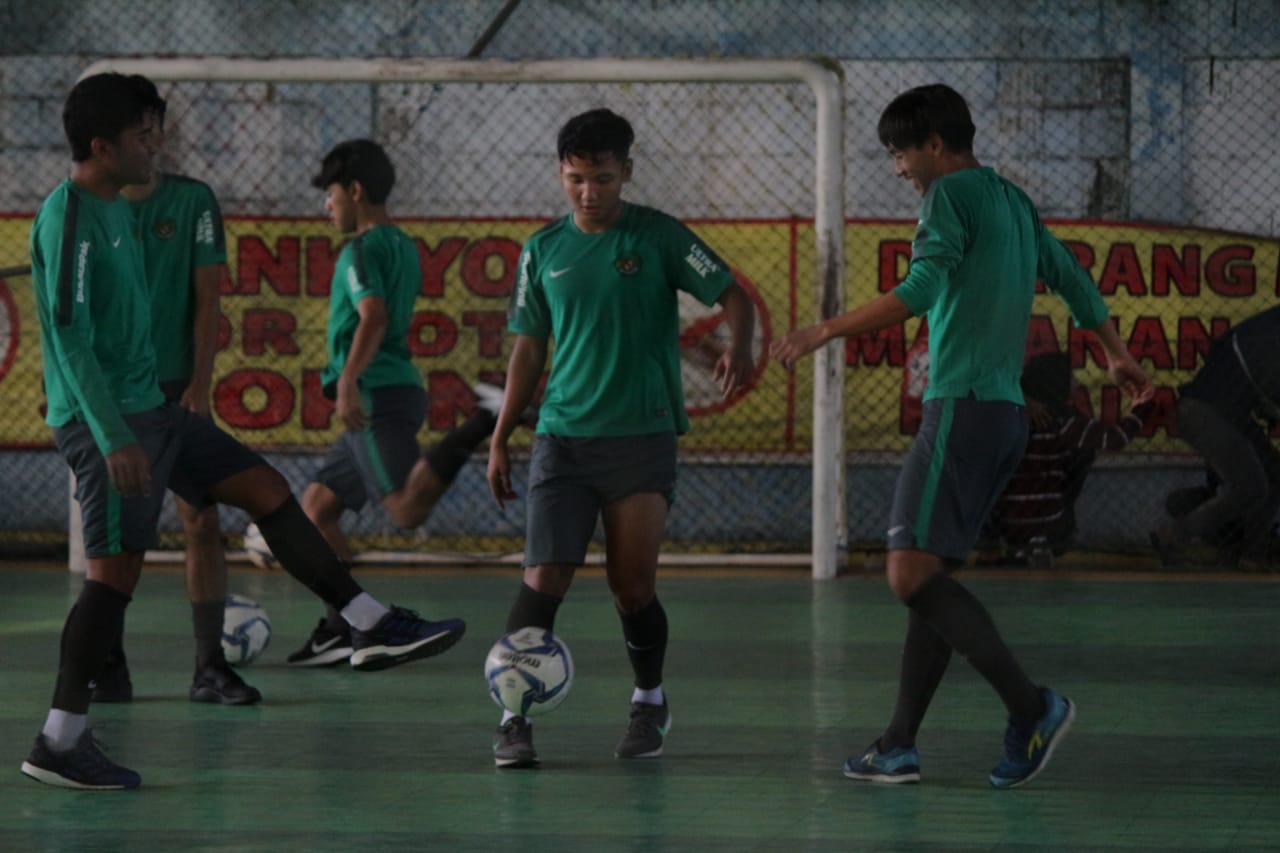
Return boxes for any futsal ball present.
[222,594,271,666]
[484,627,574,717]
[242,522,277,569]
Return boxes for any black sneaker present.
[493,716,538,768]
[615,699,672,758]
[90,650,133,704]
[20,731,141,790]
[349,606,466,672]
[190,660,264,705]
[286,618,354,667]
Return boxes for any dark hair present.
[1021,351,1072,405]
[557,108,634,163]
[311,139,395,203]
[877,84,976,153]
[125,74,167,126]
[62,73,155,162]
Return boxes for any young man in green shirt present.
[772,84,1154,789]
[21,74,465,791]
[89,75,261,707]
[486,108,755,768]
[269,139,494,666]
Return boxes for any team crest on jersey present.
[615,254,642,276]
[153,219,177,240]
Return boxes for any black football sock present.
[52,580,131,714]
[905,573,1042,722]
[618,597,669,691]
[254,496,362,610]
[424,410,497,484]
[880,609,952,751]
[191,600,226,670]
[505,582,562,633]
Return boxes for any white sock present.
[632,685,664,705]
[42,709,86,752]
[340,593,390,631]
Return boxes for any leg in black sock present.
[424,411,497,485]
[906,573,1042,721]
[880,610,952,751]
[191,600,226,669]
[254,496,363,610]
[505,582,562,634]
[53,581,131,713]
[618,597,668,690]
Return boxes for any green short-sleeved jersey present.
[29,180,164,455]
[892,166,1110,404]
[509,203,734,436]
[129,173,226,383]
[322,224,423,393]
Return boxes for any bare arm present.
[487,334,549,507]
[335,295,388,431]
[713,281,755,398]
[179,263,223,416]
[1089,319,1155,403]
[770,291,914,368]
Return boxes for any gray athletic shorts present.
[313,385,426,512]
[524,432,677,567]
[887,397,1028,561]
[55,404,265,558]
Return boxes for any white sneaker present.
[243,522,277,569]
[473,382,505,417]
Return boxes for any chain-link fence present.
[2,1,1278,564]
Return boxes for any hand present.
[486,439,515,509]
[769,325,826,369]
[713,347,754,399]
[1025,398,1052,430]
[1107,353,1155,403]
[335,377,368,431]
[179,381,211,417]
[105,444,151,498]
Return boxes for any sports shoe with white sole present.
[349,606,466,671]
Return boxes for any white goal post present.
[77,57,848,579]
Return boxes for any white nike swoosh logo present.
[310,635,345,654]
[112,237,121,247]
[887,525,906,536]
[549,267,573,278]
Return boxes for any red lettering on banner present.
[426,370,473,430]
[242,309,300,356]
[1151,244,1200,296]
[846,325,906,367]
[462,237,521,297]
[1176,316,1231,369]
[215,369,294,428]
[236,236,299,296]
[1128,316,1174,369]
[1206,245,1255,296]
[1102,385,1179,438]
[418,238,467,297]
[301,369,335,430]
[1063,240,1095,271]
[1025,315,1062,357]
[1068,319,1110,369]
[877,240,911,292]
[1097,243,1145,296]
[306,237,342,296]
[463,311,508,358]
[409,311,458,356]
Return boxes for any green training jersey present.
[893,166,1109,404]
[129,173,226,383]
[509,203,734,436]
[29,180,164,455]
[322,224,423,393]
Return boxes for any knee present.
[384,496,427,529]
[180,505,221,545]
[610,578,656,614]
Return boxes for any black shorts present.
[312,385,427,512]
[524,432,677,567]
[56,404,264,558]
[887,397,1027,561]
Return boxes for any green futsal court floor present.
[2,563,1277,852]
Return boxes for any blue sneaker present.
[20,731,141,790]
[989,687,1076,789]
[843,741,921,783]
[349,606,466,671]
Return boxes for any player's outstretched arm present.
[770,291,913,369]
[487,334,548,508]
[713,282,755,398]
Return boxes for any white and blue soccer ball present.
[222,594,271,666]
[484,627,574,717]
[242,522,277,569]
